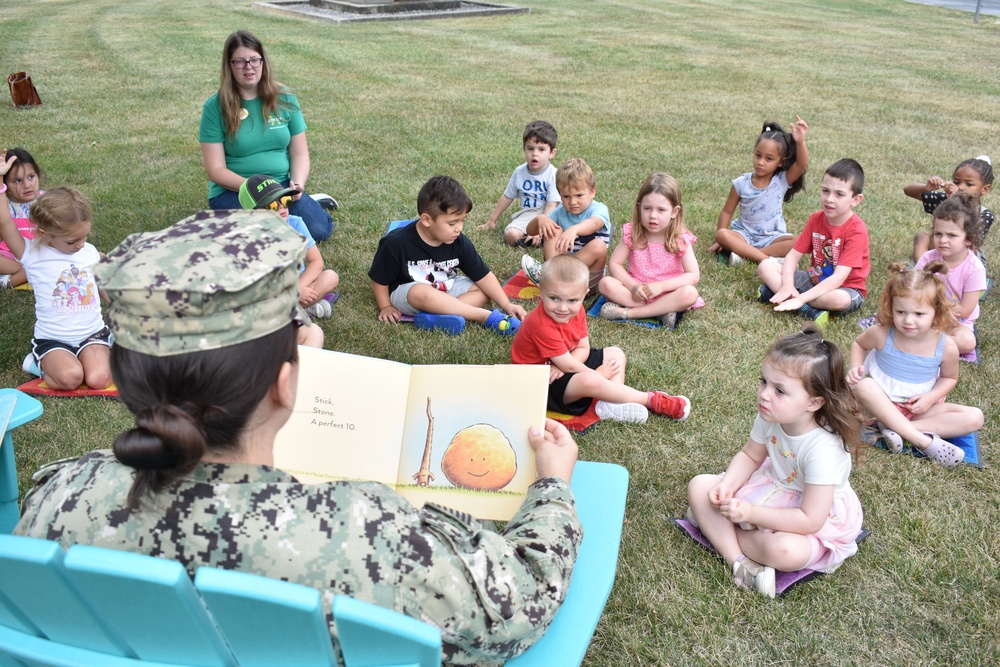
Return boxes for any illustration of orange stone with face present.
[441,424,517,491]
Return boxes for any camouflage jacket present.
[15,451,582,665]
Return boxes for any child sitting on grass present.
[477,120,560,246]
[758,159,869,328]
[520,159,611,294]
[906,155,993,265]
[511,254,690,423]
[369,175,525,336]
[240,175,336,348]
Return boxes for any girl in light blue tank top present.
[846,263,982,468]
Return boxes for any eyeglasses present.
[268,196,293,211]
[230,57,264,70]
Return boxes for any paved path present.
[907,0,1000,19]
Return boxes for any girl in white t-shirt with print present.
[687,325,865,598]
[0,151,112,390]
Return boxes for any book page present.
[273,346,412,485]
[395,363,549,521]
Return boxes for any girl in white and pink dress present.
[597,173,704,329]
[688,325,865,598]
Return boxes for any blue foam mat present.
[587,295,672,329]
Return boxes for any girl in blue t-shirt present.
[710,118,809,265]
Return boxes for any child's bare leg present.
[757,257,785,292]
[0,257,27,286]
[715,229,769,263]
[540,235,559,261]
[761,235,795,258]
[79,344,113,389]
[576,240,608,276]
[39,350,85,390]
[562,371,647,406]
[298,323,324,348]
[909,403,984,439]
[625,286,699,319]
[739,529,813,571]
[687,475,744,566]
[310,270,339,302]
[807,289,852,312]
[951,326,977,355]
[601,346,628,384]
[504,228,526,246]
[854,378,932,449]
[407,283,491,323]
[913,232,930,264]
[598,276,642,306]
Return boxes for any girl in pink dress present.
[597,173,704,328]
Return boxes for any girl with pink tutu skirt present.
[687,324,865,597]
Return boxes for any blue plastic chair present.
[0,388,44,534]
[0,459,627,666]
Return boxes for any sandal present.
[732,556,775,598]
[599,302,629,320]
[483,309,520,336]
[921,433,964,469]
[413,313,466,335]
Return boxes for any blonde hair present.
[632,173,688,253]
[217,31,290,140]
[540,254,589,290]
[875,262,957,333]
[555,158,595,192]
[30,187,92,241]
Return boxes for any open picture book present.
[274,346,550,521]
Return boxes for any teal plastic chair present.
[0,388,44,534]
[0,460,627,666]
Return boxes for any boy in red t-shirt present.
[511,254,690,423]
[757,159,870,328]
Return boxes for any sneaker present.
[599,301,629,320]
[729,252,744,267]
[413,312,466,335]
[310,193,339,211]
[521,255,542,284]
[0,274,11,289]
[757,284,775,304]
[796,302,828,328]
[648,392,691,420]
[306,299,332,319]
[732,556,776,598]
[483,309,520,335]
[595,400,649,423]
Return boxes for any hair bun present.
[113,428,178,469]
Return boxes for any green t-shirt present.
[198,91,307,200]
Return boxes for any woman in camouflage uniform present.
[15,209,582,666]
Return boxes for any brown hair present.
[875,262,957,333]
[765,325,865,459]
[932,192,983,252]
[217,31,290,140]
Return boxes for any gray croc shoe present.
[921,433,964,469]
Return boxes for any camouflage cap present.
[96,209,309,356]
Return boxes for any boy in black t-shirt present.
[369,176,526,335]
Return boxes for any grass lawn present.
[2,0,998,664]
